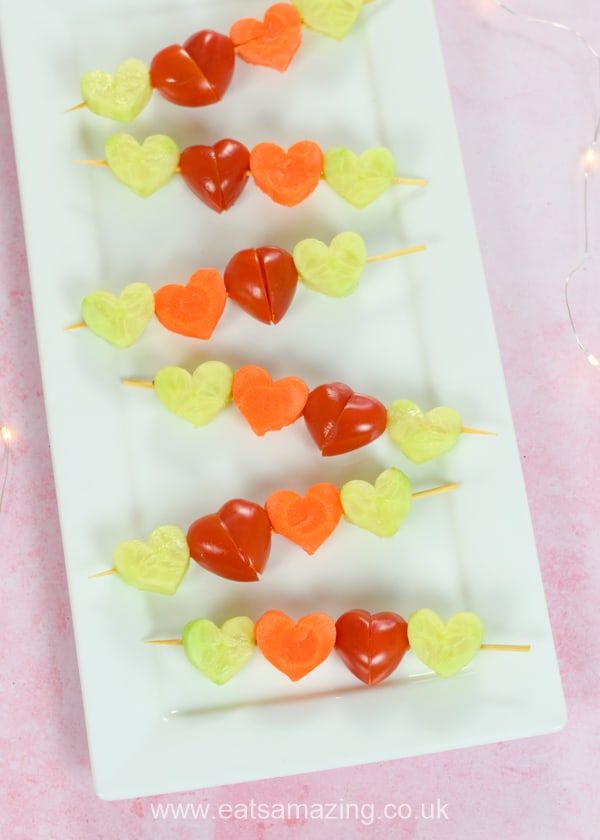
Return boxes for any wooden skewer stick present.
[393,176,428,187]
[366,244,427,263]
[412,482,458,500]
[88,567,118,579]
[122,379,154,389]
[65,101,87,113]
[66,242,428,334]
[145,639,183,646]
[75,159,183,173]
[75,159,427,188]
[122,383,493,437]
[144,639,531,652]
[74,159,107,167]
[91,484,458,581]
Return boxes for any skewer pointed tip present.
[461,426,497,437]
[65,101,87,113]
[88,567,118,579]
[145,639,183,646]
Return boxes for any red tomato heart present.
[150,30,235,107]
[154,268,227,339]
[230,3,303,72]
[179,139,250,213]
[224,246,298,324]
[335,610,409,686]
[303,382,387,456]
[187,499,271,582]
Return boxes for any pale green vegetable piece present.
[154,362,234,428]
[81,282,154,348]
[407,609,484,678]
[81,58,152,122]
[105,134,180,197]
[293,231,367,297]
[341,467,413,537]
[387,400,463,464]
[324,147,396,208]
[292,0,362,39]
[114,525,190,596]
[183,617,256,685]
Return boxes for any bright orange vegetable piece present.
[265,483,342,554]
[230,4,302,72]
[233,364,309,436]
[154,269,227,339]
[250,141,324,206]
[255,610,336,681]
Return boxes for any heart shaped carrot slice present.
[266,483,342,554]
[250,141,323,206]
[154,269,227,339]
[255,610,336,681]
[233,364,309,436]
[231,4,302,72]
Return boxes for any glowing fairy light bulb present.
[588,354,600,367]
[584,145,598,172]
[0,425,12,443]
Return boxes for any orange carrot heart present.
[154,269,227,339]
[230,3,302,72]
[266,483,342,554]
[250,141,323,207]
[255,610,336,681]
[233,364,309,436]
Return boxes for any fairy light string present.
[489,1,600,368]
[0,424,12,514]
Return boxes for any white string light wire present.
[0,424,11,514]
[490,0,600,367]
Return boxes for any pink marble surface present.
[1,1,599,837]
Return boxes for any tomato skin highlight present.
[335,610,410,686]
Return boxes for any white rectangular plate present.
[1,0,565,800]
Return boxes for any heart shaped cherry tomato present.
[224,246,298,324]
[150,30,235,107]
[187,499,271,582]
[303,382,387,456]
[179,139,250,213]
[335,610,409,685]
